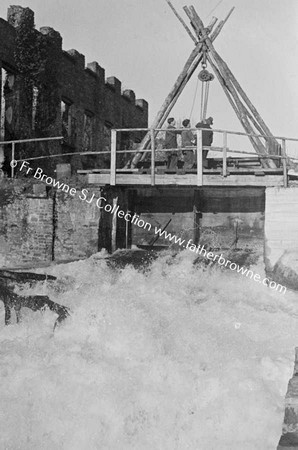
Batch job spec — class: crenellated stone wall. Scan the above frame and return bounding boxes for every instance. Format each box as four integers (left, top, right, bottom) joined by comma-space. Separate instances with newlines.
0, 6, 148, 174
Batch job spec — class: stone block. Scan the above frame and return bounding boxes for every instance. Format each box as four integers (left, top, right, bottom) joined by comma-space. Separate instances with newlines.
7, 6, 34, 28
106, 76, 121, 94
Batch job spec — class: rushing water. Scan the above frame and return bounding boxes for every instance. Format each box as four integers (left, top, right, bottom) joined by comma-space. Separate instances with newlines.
0, 250, 297, 449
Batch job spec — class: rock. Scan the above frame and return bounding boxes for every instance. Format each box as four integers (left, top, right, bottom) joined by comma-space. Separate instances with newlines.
272, 251, 298, 291
105, 248, 164, 271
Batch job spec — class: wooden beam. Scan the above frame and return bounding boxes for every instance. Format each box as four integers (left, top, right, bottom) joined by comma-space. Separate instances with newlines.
150, 129, 155, 186
196, 129, 203, 185
110, 129, 117, 185
188, 5, 278, 164
206, 53, 273, 168
129, 44, 203, 168
166, 0, 198, 43
184, 6, 276, 168
111, 196, 118, 253
216, 52, 276, 143
209, 7, 234, 40
87, 172, 285, 187
129, 11, 232, 168
281, 138, 288, 188
222, 131, 227, 177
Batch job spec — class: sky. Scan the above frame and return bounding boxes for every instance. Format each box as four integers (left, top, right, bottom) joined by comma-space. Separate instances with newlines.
1, 0, 298, 146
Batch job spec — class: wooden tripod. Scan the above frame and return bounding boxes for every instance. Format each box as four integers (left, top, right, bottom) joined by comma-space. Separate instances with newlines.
130, 2, 278, 169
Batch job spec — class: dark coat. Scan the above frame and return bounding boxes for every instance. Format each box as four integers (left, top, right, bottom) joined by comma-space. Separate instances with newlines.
196, 122, 213, 146
165, 125, 178, 149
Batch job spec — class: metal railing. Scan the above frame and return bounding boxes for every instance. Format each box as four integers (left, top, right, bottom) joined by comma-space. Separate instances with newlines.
109, 127, 298, 188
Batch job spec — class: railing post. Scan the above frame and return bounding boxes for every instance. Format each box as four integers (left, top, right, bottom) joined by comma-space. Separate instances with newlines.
150, 128, 155, 186
281, 138, 288, 188
196, 129, 203, 186
125, 209, 130, 249
222, 131, 227, 177
110, 129, 117, 186
11, 142, 15, 178
111, 196, 118, 253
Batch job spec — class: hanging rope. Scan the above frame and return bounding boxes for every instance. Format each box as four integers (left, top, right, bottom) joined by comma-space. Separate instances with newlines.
198, 68, 214, 121
205, 0, 224, 19
189, 76, 200, 121
190, 59, 214, 123
200, 80, 210, 121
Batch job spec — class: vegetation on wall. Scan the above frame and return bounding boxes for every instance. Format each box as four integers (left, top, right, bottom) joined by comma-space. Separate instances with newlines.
10, 8, 61, 169
13, 9, 60, 134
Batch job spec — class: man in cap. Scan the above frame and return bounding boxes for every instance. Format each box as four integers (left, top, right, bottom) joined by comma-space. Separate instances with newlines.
181, 119, 196, 170
165, 117, 180, 170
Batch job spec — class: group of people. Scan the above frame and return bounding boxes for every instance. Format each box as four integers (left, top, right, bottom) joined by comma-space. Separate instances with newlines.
164, 116, 214, 170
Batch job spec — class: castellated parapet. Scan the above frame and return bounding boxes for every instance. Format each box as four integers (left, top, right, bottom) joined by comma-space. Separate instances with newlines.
0, 6, 148, 173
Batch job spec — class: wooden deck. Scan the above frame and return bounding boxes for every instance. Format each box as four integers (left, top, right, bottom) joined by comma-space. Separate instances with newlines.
78, 167, 285, 187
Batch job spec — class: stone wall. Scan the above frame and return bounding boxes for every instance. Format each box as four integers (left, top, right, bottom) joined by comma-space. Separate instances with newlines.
0, 182, 101, 267
0, 185, 53, 266
0, 181, 133, 268
0, 6, 148, 174
54, 189, 102, 261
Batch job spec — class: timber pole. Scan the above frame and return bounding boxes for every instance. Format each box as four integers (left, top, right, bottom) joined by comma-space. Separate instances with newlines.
129, 8, 233, 168
185, 5, 277, 168
207, 53, 273, 168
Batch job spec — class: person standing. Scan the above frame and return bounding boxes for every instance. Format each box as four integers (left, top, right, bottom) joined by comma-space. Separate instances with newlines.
181, 119, 196, 170
195, 116, 214, 168
165, 117, 179, 170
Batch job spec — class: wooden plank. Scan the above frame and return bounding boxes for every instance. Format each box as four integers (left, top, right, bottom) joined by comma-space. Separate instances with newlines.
211, 8, 234, 40
110, 129, 117, 186
198, 186, 265, 197
196, 129, 203, 186
166, 0, 197, 43
95, 168, 140, 173
135, 196, 194, 213
282, 138, 288, 187
87, 173, 284, 187
222, 132, 227, 177
11, 142, 15, 178
150, 129, 155, 186
111, 196, 118, 253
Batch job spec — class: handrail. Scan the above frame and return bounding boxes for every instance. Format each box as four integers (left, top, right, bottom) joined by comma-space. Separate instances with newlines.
6, 129, 295, 189
0, 136, 63, 178
110, 127, 295, 187
112, 127, 298, 143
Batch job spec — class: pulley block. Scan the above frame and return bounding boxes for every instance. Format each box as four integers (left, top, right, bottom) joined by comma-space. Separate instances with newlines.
198, 69, 214, 82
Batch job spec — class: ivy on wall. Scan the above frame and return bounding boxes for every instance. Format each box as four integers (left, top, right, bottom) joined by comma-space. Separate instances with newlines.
13, 8, 60, 138
9, 7, 61, 168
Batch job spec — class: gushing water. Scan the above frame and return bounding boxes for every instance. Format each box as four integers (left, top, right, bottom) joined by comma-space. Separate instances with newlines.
0, 250, 297, 449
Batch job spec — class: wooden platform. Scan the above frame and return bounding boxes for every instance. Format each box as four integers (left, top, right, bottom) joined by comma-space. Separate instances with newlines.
78, 168, 285, 187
